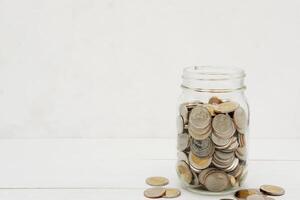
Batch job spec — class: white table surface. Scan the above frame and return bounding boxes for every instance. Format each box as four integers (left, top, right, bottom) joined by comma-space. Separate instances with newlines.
0, 138, 298, 200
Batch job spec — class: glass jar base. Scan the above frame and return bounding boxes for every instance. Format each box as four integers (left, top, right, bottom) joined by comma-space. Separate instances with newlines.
183, 184, 240, 196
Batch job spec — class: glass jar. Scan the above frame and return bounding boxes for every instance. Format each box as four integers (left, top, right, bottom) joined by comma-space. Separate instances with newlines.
176, 66, 249, 195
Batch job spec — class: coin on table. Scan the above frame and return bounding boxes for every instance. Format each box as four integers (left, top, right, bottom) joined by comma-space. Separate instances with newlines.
176, 161, 193, 184
189, 105, 211, 129
260, 184, 285, 196
144, 187, 166, 198
215, 101, 239, 113
145, 176, 169, 186
208, 96, 223, 105
233, 107, 247, 132
204, 170, 230, 192
163, 188, 181, 198
235, 189, 262, 199
189, 152, 212, 170
212, 114, 235, 139
246, 194, 268, 200
177, 133, 190, 151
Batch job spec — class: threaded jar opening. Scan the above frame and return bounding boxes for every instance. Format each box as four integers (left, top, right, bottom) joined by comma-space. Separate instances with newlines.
182, 66, 246, 93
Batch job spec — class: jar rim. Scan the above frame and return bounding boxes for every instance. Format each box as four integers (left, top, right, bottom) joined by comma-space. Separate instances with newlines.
182, 66, 246, 81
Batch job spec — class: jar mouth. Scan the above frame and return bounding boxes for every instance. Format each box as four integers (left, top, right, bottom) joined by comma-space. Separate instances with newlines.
182, 66, 246, 81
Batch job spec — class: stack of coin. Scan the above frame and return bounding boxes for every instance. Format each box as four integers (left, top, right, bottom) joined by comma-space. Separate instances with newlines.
234, 184, 285, 199
144, 176, 181, 199
176, 96, 248, 192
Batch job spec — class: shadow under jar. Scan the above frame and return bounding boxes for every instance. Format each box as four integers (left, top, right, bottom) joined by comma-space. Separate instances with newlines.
176, 66, 249, 195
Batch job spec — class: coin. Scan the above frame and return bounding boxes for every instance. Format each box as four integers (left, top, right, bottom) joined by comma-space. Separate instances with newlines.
212, 114, 236, 139
246, 194, 267, 200
228, 175, 236, 187
189, 105, 211, 129
179, 103, 189, 124
191, 169, 200, 185
260, 184, 285, 196
212, 133, 231, 147
215, 101, 239, 113
177, 133, 190, 151
235, 146, 247, 161
177, 151, 189, 163
176, 161, 193, 184
189, 122, 212, 135
203, 103, 217, 116
199, 168, 215, 184
189, 152, 212, 170
189, 125, 212, 140
163, 188, 181, 198
146, 176, 169, 186
204, 170, 230, 192
144, 187, 166, 198
235, 189, 262, 199
233, 107, 247, 132
177, 115, 184, 134
191, 138, 214, 158
208, 96, 223, 105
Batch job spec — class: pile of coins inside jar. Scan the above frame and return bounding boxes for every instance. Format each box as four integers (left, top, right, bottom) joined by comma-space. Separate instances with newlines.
176, 96, 248, 192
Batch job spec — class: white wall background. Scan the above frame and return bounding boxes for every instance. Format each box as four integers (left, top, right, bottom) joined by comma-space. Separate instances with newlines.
0, 0, 299, 138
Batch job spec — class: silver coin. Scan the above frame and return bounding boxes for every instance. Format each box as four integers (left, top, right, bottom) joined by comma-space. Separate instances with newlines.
215, 150, 235, 161
212, 114, 236, 139
189, 126, 212, 140
189, 105, 212, 129
179, 103, 189, 124
177, 115, 184, 134
198, 168, 215, 185
233, 107, 247, 131
177, 133, 190, 151
235, 146, 247, 161
204, 170, 230, 192
177, 151, 189, 163
224, 158, 239, 172
191, 138, 214, 158
188, 122, 212, 136
211, 133, 231, 147
222, 138, 239, 152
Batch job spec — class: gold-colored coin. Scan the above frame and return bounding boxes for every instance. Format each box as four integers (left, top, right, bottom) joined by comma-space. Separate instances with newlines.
163, 188, 181, 198
188, 152, 212, 170
203, 103, 216, 116
235, 189, 262, 199
208, 96, 223, 105
145, 176, 169, 186
260, 184, 285, 196
246, 194, 267, 200
176, 161, 193, 184
227, 174, 237, 187
215, 101, 239, 113
144, 187, 166, 198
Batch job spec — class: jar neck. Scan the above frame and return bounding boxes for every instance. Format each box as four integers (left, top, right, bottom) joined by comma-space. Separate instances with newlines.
181, 66, 246, 93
